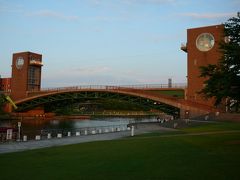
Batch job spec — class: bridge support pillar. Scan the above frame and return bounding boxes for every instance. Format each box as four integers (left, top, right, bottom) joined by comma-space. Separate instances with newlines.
179, 106, 211, 119
180, 109, 190, 119
3, 103, 12, 113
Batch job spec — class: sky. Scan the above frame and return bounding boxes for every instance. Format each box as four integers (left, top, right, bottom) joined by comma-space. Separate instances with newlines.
0, 0, 239, 88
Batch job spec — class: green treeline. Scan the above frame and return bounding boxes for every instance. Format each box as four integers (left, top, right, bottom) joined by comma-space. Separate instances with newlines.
45, 99, 151, 115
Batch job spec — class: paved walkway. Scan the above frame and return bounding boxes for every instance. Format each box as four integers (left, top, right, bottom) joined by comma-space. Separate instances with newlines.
0, 124, 174, 154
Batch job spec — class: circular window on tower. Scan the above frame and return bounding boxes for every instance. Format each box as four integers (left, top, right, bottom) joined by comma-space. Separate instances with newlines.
196, 33, 215, 52
16, 57, 24, 69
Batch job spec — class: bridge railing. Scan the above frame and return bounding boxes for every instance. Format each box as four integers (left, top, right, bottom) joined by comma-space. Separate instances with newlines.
0, 124, 130, 142
38, 83, 186, 93
116, 83, 186, 89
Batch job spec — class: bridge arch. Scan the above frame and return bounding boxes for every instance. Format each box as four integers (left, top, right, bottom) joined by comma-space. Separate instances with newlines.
14, 89, 181, 117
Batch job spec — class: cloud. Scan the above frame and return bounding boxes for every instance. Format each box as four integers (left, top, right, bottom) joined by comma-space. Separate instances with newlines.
88, 0, 176, 7
123, 0, 176, 5
89, 0, 176, 8
139, 0, 176, 4
180, 12, 235, 19
44, 66, 111, 79
41, 65, 186, 88
232, 0, 240, 5
89, 0, 102, 6
28, 10, 79, 21
147, 34, 165, 43
42, 74, 137, 87
29, 10, 128, 23
73, 66, 111, 75
41, 66, 141, 87
0, 3, 23, 13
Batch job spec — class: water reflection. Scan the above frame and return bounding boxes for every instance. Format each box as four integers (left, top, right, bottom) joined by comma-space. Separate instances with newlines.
0, 116, 157, 138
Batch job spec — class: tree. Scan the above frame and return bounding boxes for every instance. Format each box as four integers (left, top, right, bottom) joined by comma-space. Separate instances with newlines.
0, 93, 7, 115
199, 13, 240, 112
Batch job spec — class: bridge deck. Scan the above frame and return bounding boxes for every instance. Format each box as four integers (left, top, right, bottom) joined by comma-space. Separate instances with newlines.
13, 85, 218, 117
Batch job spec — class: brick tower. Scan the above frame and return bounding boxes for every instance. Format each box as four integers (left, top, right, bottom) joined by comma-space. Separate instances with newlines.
182, 25, 224, 107
11, 52, 43, 100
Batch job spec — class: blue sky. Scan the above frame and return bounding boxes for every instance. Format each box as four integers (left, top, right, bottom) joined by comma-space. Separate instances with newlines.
0, 0, 239, 87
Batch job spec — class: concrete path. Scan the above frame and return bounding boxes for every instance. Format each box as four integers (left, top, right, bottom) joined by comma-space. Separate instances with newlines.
0, 131, 130, 154
0, 124, 173, 154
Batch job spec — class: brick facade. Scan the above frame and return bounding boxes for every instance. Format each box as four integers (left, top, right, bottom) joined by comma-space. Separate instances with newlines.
11, 52, 43, 100
184, 24, 224, 107
0, 77, 11, 92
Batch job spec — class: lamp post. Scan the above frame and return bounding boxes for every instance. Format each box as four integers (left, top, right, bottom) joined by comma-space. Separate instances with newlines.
17, 121, 21, 142
131, 126, 134, 137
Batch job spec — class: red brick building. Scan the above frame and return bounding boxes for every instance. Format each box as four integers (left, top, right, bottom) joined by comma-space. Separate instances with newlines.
11, 52, 43, 100
0, 77, 11, 93
182, 24, 224, 107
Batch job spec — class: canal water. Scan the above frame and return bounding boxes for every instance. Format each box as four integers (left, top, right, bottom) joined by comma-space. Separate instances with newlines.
0, 116, 157, 140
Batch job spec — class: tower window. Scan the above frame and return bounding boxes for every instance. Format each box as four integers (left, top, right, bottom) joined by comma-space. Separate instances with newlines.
28, 66, 41, 91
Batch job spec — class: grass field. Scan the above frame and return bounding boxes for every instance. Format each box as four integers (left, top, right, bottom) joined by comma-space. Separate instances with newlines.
146, 90, 185, 98
0, 122, 240, 180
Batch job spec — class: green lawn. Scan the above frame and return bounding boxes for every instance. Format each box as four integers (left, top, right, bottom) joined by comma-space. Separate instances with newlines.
0, 122, 240, 180
146, 90, 185, 98
182, 121, 240, 133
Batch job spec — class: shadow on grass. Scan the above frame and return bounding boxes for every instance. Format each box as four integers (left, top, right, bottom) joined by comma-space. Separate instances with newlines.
0, 121, 240, 180
182, 121, 240, 133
